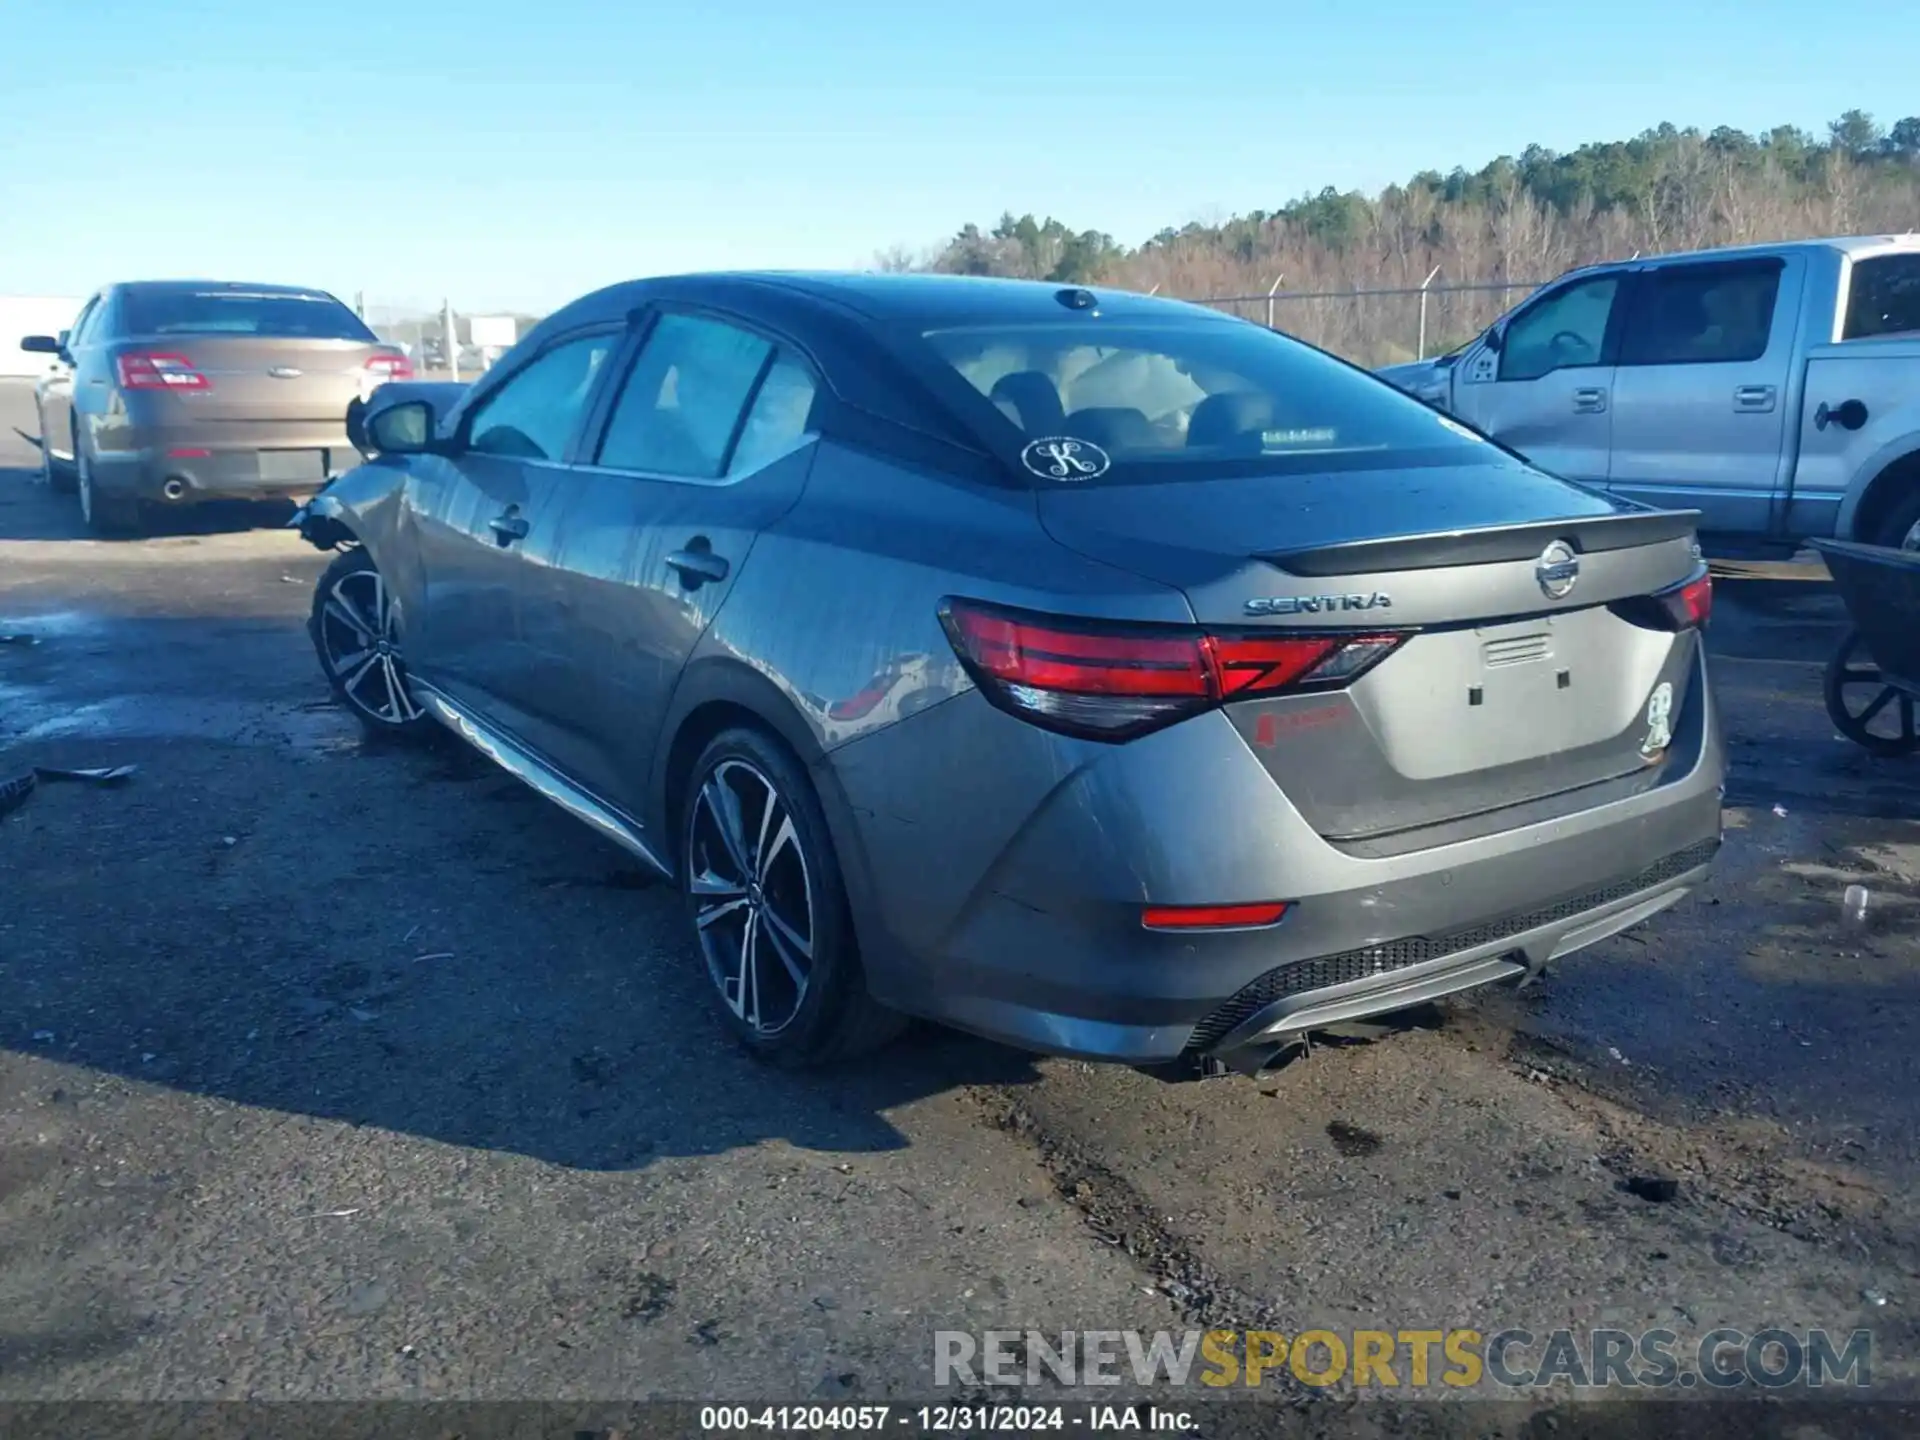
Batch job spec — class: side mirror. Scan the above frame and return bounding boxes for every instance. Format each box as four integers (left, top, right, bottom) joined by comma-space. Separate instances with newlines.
19, 334, 60, 355
365, 398, 438, 455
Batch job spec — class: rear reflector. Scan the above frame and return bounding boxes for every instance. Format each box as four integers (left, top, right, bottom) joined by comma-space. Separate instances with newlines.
939, 597, 1409, 741
1142, 901, 1289, 931
166, 447, 211, 459
116, 352, 209, 390
366, 351, 415, 381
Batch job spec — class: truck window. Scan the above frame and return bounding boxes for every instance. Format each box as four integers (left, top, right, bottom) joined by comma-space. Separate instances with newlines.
1843, 254, 1920, 340
1618, 260, 1782, 366
1497, 275, 1619, 382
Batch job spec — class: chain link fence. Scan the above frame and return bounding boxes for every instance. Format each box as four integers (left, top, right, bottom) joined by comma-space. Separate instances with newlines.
1189, 278, 1546, 368
351, 296, 542, 380
348, 278, 1548, 378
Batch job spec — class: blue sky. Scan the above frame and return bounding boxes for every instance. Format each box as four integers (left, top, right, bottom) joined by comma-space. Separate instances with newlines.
2, 0, 1915, 313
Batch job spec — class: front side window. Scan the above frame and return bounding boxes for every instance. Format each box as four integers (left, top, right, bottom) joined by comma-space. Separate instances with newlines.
919, 316, 1487, 482
1498, 275, 1620, 382
466, 332, 618, 461
1618, 262, 1782, 366
1843, 254, 1920, 341
596, 313, 784, 479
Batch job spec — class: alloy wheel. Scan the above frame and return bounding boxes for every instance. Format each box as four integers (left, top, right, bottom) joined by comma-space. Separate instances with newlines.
316, 566, 422, 725
686, 759, 816, 1037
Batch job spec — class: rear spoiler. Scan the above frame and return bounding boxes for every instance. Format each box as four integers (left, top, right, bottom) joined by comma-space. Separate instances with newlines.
1259, 509, 1702, 578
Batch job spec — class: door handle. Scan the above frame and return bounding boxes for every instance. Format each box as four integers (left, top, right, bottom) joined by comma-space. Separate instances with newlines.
1733, 384, 1777, 413
488, 508, 530, 546
1572, 387, 1607, 414
665, 544, 730, 587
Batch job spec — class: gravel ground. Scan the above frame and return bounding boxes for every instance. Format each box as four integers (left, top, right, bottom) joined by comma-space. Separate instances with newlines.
4, 379, 1920, 1418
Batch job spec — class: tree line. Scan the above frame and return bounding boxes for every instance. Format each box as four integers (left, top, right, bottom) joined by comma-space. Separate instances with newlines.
881, 112, 1920, 366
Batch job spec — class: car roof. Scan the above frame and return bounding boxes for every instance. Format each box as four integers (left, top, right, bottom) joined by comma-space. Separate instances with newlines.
113, 279, 342, 298
560, 270, 1232, 331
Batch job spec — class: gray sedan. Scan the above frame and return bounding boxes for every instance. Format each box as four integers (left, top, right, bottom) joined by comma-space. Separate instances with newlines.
23, 280, 411, 534
294, 272, 1724, 1073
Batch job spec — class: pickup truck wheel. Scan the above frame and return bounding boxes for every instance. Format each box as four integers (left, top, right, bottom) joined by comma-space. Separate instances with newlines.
1871, 488, 1920, 552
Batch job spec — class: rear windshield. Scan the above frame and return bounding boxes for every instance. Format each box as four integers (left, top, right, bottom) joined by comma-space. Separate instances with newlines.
920, 317, 1490, 483
123, 290, 376, 342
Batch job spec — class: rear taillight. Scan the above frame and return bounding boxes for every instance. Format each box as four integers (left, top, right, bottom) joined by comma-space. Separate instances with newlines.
366, 351, 414, 381
1610, 569, 1712, 632
938, 597, 1409, 742
115, 352, 209, 390
1667, 571, 1713, 629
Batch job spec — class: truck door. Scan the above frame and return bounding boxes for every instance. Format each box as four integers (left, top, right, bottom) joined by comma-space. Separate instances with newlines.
1604, 254, 1803, 536
1449, 270, 1623, 488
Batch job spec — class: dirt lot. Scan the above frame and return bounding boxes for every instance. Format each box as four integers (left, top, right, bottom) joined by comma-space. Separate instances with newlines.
4, 378, 1920, 1415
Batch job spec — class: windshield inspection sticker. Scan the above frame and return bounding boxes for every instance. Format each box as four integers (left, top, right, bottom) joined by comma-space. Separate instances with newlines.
1021, 437, 1110, 482
1641, 681, 1674, 757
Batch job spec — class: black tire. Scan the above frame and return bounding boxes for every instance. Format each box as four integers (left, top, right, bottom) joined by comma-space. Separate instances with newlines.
308, 546, 439, 742
1870, 486, 1920, 552
1823, 629, 1920, 758
680, 726, 906, 1067
40, 412, 75, 494
75, 438, 141, 535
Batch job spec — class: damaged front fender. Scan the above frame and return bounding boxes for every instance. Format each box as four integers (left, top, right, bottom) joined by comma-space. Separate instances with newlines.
289, 490, 356, 550
289, 463, 409, 553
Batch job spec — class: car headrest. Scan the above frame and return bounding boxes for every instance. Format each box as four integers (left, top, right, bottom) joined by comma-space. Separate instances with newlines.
988, 370, 1066, 436
1187, 390, 1273, 449
1063, 407, 1154, 451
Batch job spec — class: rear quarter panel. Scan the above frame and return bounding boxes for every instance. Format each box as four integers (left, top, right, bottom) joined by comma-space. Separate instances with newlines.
1791, 339, 1920, 539
650, 442, 1195, 979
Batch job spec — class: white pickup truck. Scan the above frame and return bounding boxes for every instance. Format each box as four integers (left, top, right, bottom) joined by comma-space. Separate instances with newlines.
1374, 235, 1920, 551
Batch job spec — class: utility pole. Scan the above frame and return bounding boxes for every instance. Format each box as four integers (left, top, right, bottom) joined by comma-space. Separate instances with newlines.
443, 300, 459, 382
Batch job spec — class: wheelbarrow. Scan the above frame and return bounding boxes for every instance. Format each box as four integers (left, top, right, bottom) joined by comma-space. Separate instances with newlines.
1810, 538, 1920, 757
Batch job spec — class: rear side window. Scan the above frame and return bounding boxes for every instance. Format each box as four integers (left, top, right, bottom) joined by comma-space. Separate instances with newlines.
66, 295, 102, 346
596, 313, 807, 480
919, 317, 1484, 483
1618, 261, 1781, 366
121, 289, 377, 342
1843, 254, 1920, 340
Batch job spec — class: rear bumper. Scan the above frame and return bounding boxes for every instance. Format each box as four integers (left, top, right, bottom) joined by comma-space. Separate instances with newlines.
89, 426, 361, 503
825, 643, 1725, 1064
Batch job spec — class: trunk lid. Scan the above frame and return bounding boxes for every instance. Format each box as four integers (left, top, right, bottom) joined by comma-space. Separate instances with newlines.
1036, 458, 1707, 849
114, 335, 390, 423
